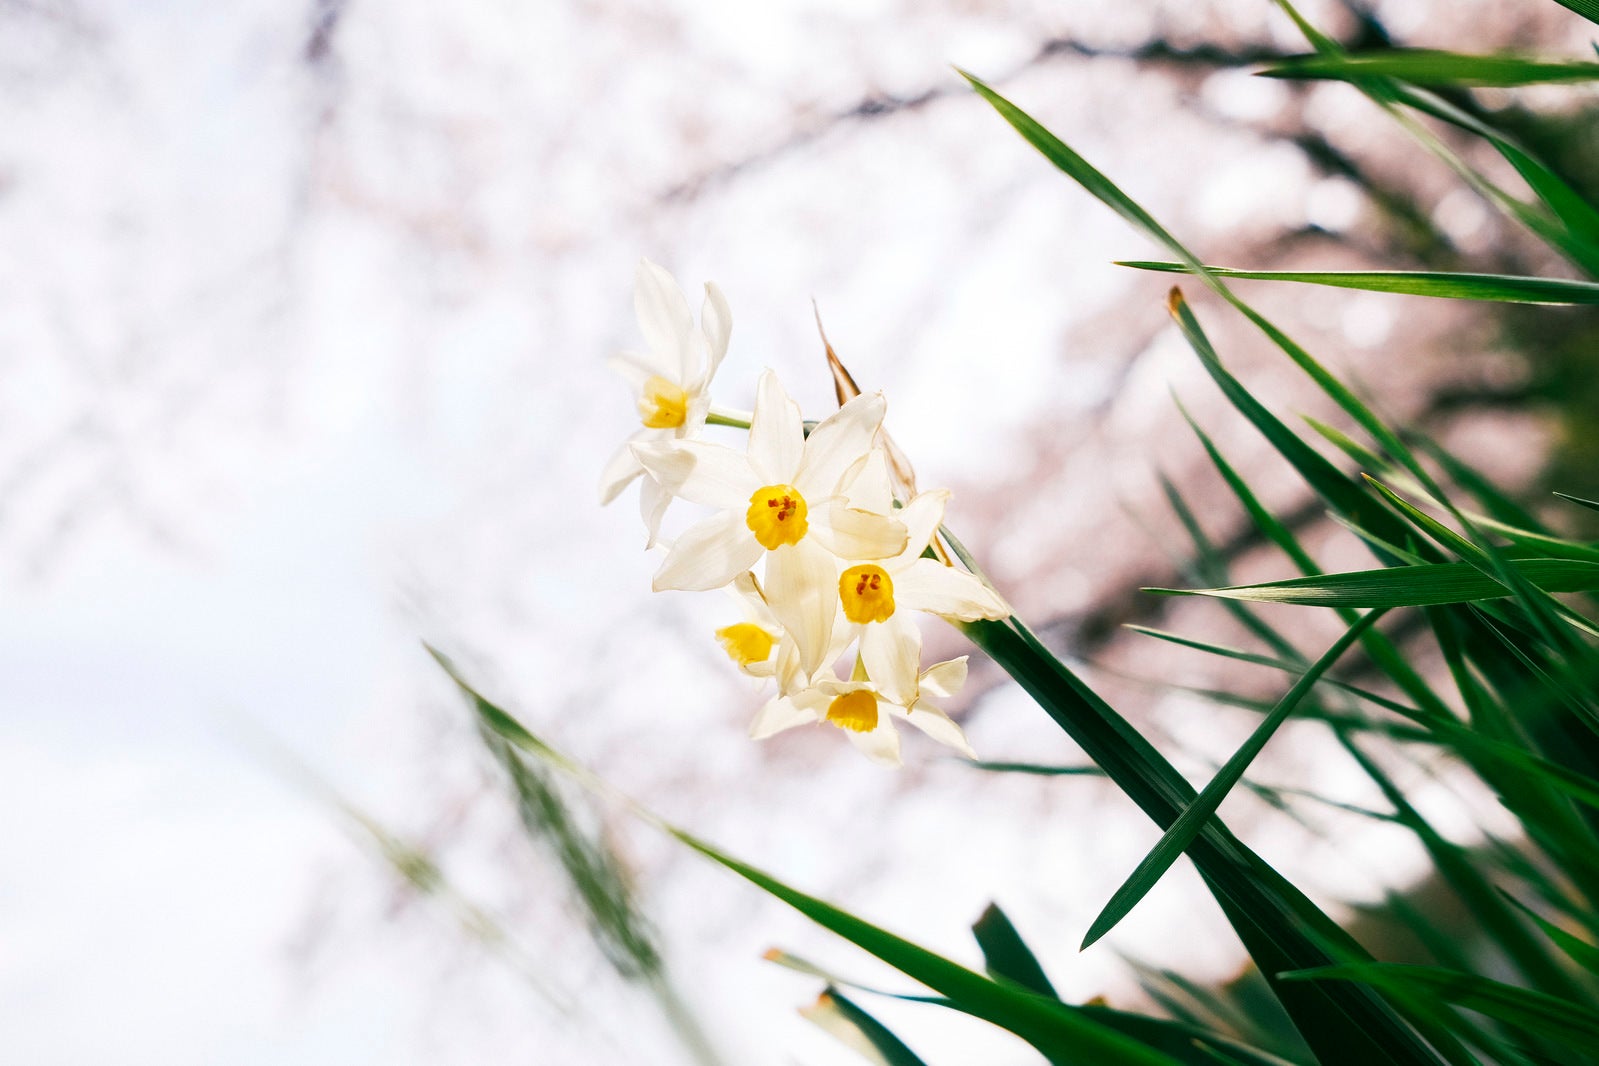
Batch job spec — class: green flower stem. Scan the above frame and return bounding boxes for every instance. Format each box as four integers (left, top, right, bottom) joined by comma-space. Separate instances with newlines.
705, 406, 752, 429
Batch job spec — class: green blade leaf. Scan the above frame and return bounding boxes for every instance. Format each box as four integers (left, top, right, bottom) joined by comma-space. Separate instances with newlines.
1272, 0, 1599, 274
1282, 963, 1599, 1056
1500, 895, 1599, 976
972, 903, 1059, 1000
800, 989, 930, 1066
959, 615, 1448, 1065
1259, 49, 1599, 87
439, 650, 1185, 1066
1550, 0, 1599, 26
1081, 610, 1386, 949
1556, 491, 1599, 514
1074, 1005, 1311, 1066
1118, 262, 1599, 304
1153, 558, 1599, 607
664, 831, 1182, 1064
966, 760, 1106, 777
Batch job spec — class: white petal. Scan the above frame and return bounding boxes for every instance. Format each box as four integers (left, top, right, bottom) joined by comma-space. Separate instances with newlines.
639, 475, 672, 548
795, 392, 885, 498
894, 558, 1011, 621
918, 656, 968, 699
846, 716, 902, 766
608, 351, 666, 389
892, 490, 949, 565
810, 503, 907, 561
632, 439, 758, 511
652, 511, 762, 592
822, 613, 857, 668
901, 702, 976, 759
677, 392, 712, 438
700, 282, 732, 387
599, 439, 645, 505
765, 539, 838, 677
729, 570, 781, 630
748, 370, 805, 485
634, 259, 695, 380
859, 611, 921, 705
750, 696, 818, 740
841, 449, 894, 514
775, 638, 807, 694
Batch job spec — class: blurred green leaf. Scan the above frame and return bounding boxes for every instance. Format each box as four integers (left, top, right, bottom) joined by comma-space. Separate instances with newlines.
1259, 50, 1599, 86
966, 760, 1106, 777
1153, 558, 1599, 607
800, 989, 930, 1066
1502, 894, 1599, 976
1283, 963, 1599, 1056
441, 649, 1186, 1066
1120, 262, 1599, 304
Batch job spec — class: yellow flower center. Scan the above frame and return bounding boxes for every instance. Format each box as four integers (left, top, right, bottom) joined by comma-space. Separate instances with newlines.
715, 623, 773, 667
638, 375, 688, 429
840, 564, 895, 624
825, 690, 879, 733
745, 484, 808, 549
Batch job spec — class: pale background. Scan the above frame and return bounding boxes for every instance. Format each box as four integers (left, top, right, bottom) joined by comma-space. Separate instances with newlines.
3, 1, 1590, 1063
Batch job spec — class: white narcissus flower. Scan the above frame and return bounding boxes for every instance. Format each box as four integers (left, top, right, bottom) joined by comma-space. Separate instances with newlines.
715, 572, 783, 679
828, 479, 1011, 706
599, 258, 732, 544
712, 569, 845, 694
633, 370, 907, 673
748, 657, 976, 766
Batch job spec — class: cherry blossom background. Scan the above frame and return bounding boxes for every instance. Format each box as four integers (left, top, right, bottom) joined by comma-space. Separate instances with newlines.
4, 0, 1592, 1063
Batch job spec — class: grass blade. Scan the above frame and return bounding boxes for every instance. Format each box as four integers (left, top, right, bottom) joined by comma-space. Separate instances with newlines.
1549, 0, 1599, 25
1152, 558, 1599, 607
439, 650, 1187, 1066
1259, 50, 1599, 87
973, 903, 1059, 999
800, 989, 931, 1066
962, 613, 1450, 1065
1081, 610, 1386, 949
1119, 262, 1599, 304
1501, 894, 1599, 976
1557, 491, 1599, 514
1283, 963, 1599, 1056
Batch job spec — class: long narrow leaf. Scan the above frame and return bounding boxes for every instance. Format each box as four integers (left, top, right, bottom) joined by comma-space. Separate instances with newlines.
801, 989, 930, 1066
1557, 492, 1599, 514
1259, 50, 1599, 87
439, 651, 1186, 1066
1082, 610, 1386, 949
1282, 963, 1599, 1056
973, 904, 1059, 999
961, 616, 1448, 1066
1153, 557, 1599, 607
1549, 0, 1599, 26
1501, 895, 1599, 976
1120, 262, 1599, 305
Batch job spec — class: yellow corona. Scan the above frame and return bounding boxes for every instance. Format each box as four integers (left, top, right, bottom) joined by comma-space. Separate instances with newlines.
637, 375, 689, 429
840, 564, 895, 624
745, 485, 808, 549
825, 690, 879, 733
715, 623, 774, 667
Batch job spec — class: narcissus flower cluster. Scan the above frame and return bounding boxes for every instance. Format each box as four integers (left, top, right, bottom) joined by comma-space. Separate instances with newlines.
602, 260, 1010, 765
